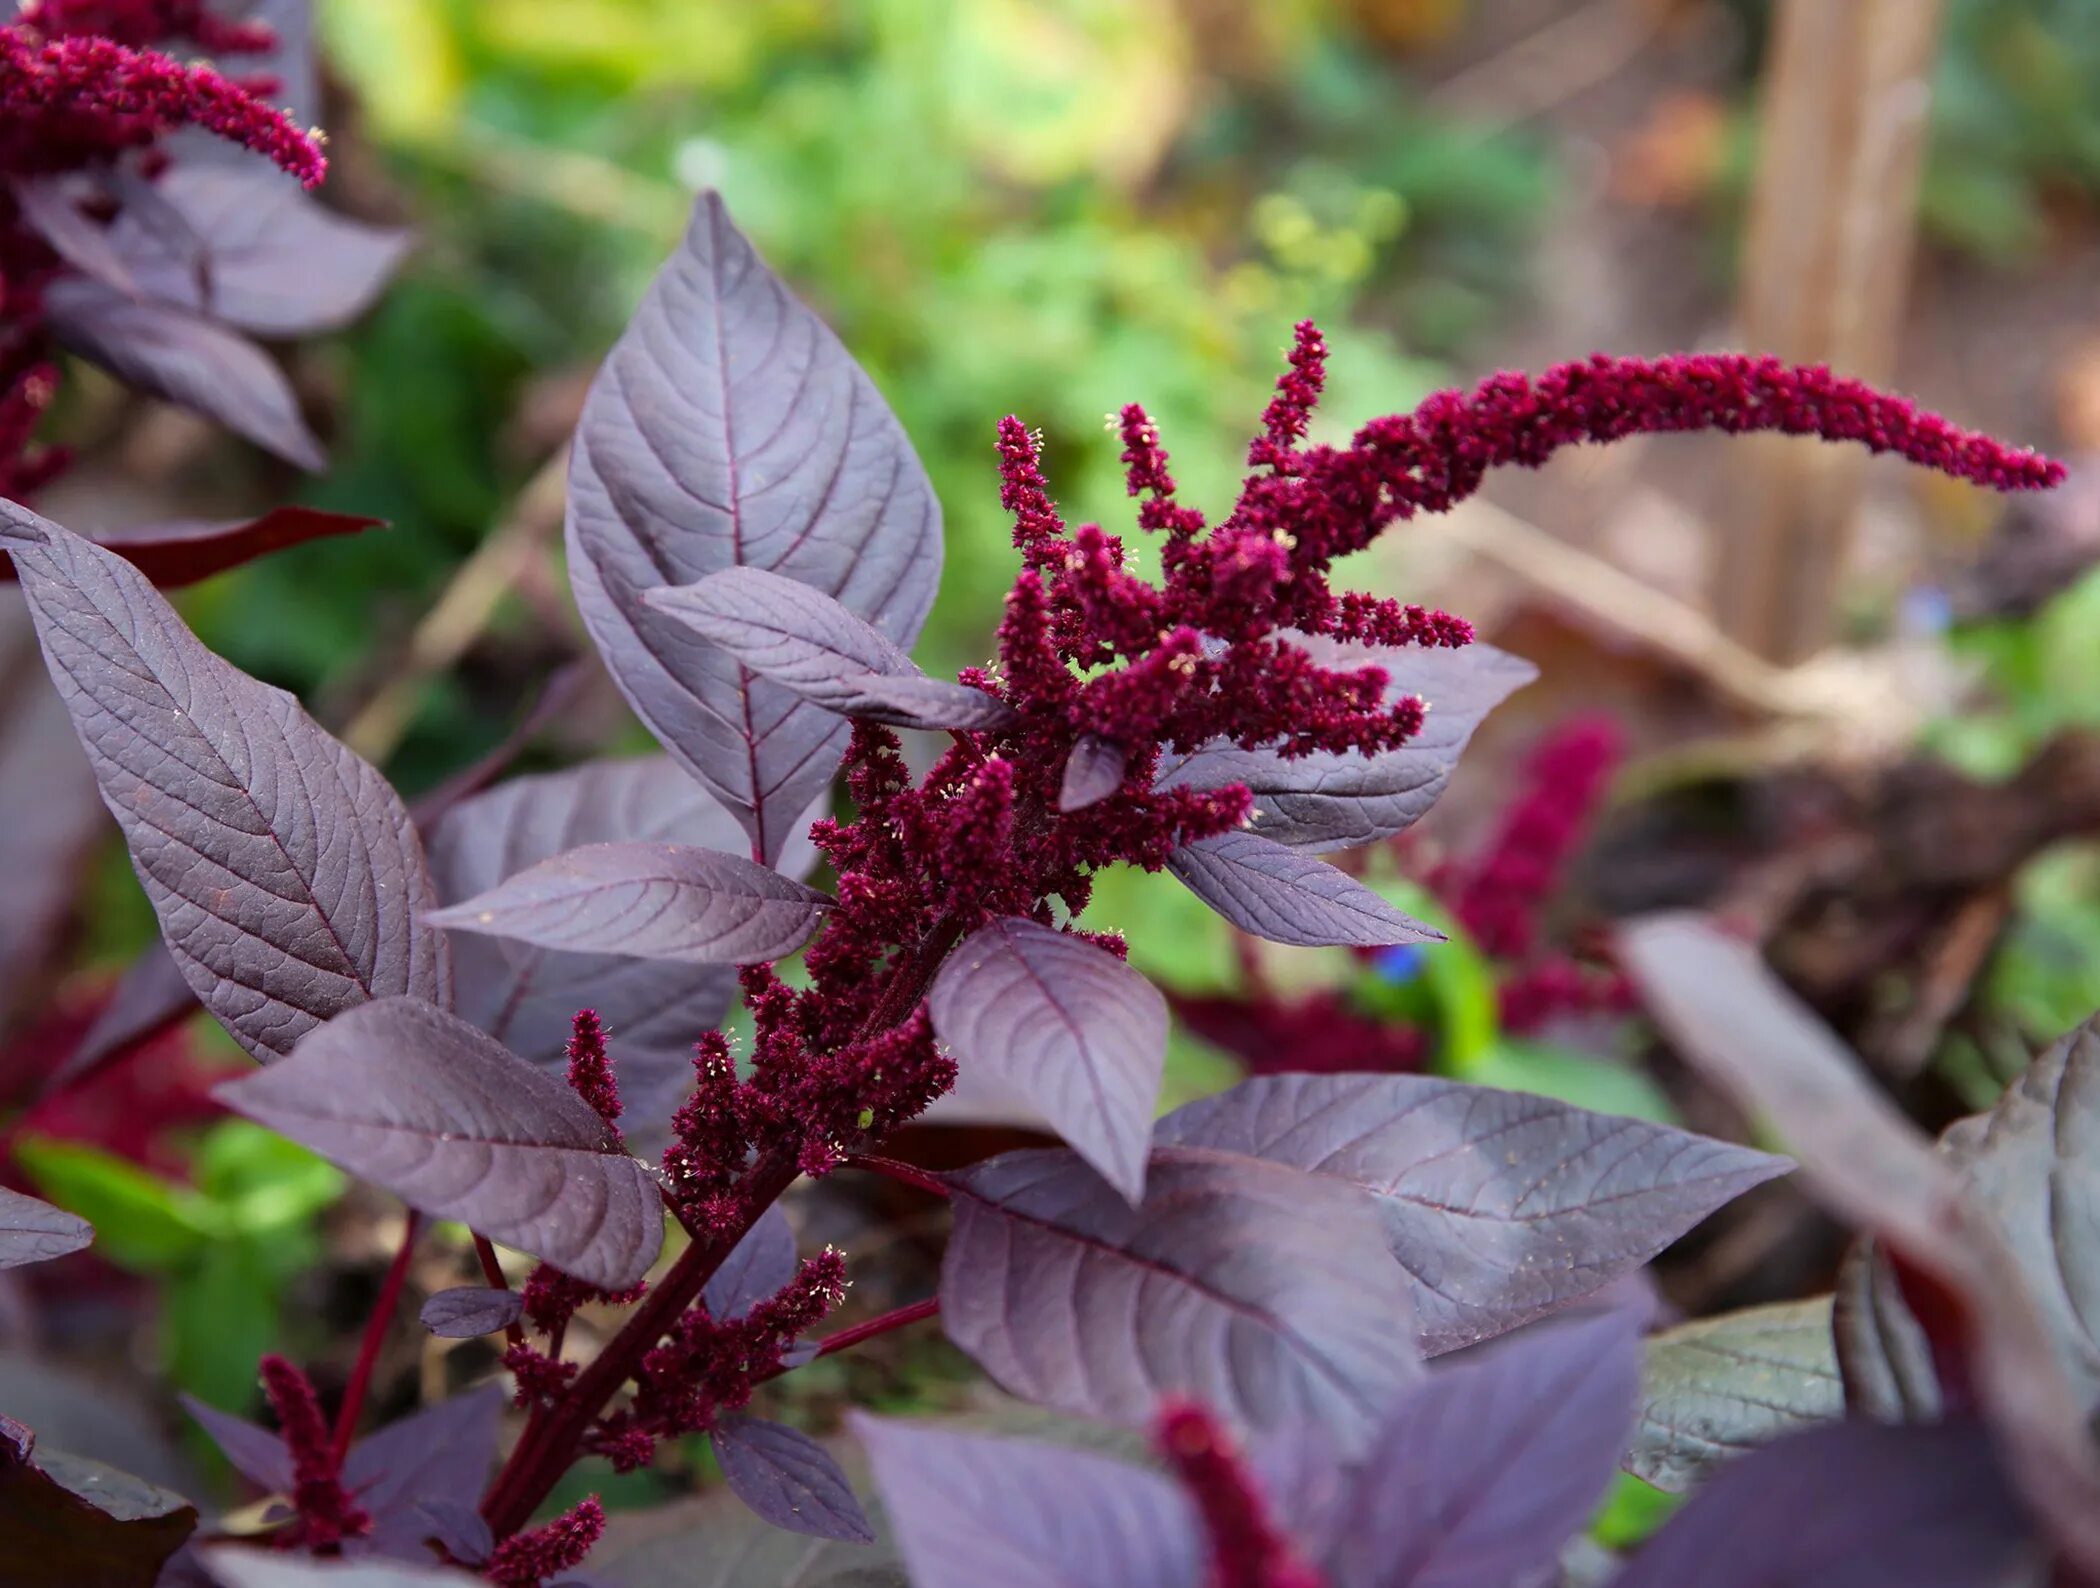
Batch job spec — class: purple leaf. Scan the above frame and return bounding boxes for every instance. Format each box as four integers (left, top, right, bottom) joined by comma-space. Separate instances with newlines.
703, 1204, 799, 1321
1328, 1311, 1640, 1588
1059, 734, 1126, 812
928, 917, 1166, 1203
1153, 1073, 1789, 1355
417, 1287, 522, 1339
1627, 1297, 1842, 1494
105, 167, 410, 337
215, 1000, 662, 1290
1619, 913, 2100, 1577
0, 504, 445, 1064
941, 1146, 1420, 1449
711, 1415, 876, 1543
1858, 1014, 2100, 1412
44, 279, 324, 470
852, 1413, 1199, 1588
201, 1551, 484, 1586
566, 191, 941, 863
1157, 641, 1535, 852
11, 509, 388, 589
428, 757, 798, 1133
177, 1398, 290, 1494
1166, 830, 1443, 948
0, 1186, 91, 1271
342, 1384, 506, 1556
425, 840, 829, 965
0, 605, 105, 1033
644, 568, 1013, 733
1608, 1419, 2035, 1588
404, 1500, 492, 1566
0, 1419, 196, 1587
13, 176, 141, 292
49, 942, 195, 1095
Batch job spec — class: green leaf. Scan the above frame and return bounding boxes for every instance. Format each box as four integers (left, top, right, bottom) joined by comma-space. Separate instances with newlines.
193, 1121, 345, 1236
12, 1138, 220, 1272
1589, 1469, 1683, 1550
164, 1240, 280, 1413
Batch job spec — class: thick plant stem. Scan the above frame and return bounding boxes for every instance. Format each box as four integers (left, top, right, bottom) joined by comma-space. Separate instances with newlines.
479, 1151, 801, 1536
480, 887, 975, 1536
334, 1211, 421, 1460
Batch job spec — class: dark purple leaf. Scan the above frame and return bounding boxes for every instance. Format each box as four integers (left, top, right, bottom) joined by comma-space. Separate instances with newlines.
44, 279, 324, 470
1328, 1311, 1640, 1588
177, 1397, 289, 1494
1166, 830, 1443, 948
1153, 1072, 1788, 1355
427, 757, 800, 1134
215, 1000, 662, 1290
703, 1204, 798, 1321
1620, 913, 2100, 1576
13, 176, 140, 292
342, 1384, 506, 1557
1627, 1297, 1842, 1494
3, 509, 388, 589
644, 568, 1012, 733
0, 1186, 91, 1271
1608, 1419, 2038, 1588
0, 504, 445, 1064
852, 1413, 1198, 1588
418, 1287, 522, 1339
0, 600, 109, 1032
0, 1418, 196, 1587
405, 1500, 492, 1566
565, 191, 941, 863
201, 1550, 484, 1586
425, 840, 829, 965
711, 1415, 875, 1543
406, 663, 590, 830
48, 942, 195, 1095
941, 1146, 1420, 1448
1059, 734, 1126, 813
1156, 642, 1536, 852
928, 917, 1167, 1202
105, 167, 410, 337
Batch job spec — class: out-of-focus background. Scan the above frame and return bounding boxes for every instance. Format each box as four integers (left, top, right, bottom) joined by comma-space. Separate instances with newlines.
12, 0, 2100, 1545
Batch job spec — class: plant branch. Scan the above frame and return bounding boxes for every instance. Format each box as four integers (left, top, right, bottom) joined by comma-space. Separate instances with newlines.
473, 1232, 525, 1351
335, 1211, 420, 1460
813, 1296, 939, 1363
844, 1154, 951, 1199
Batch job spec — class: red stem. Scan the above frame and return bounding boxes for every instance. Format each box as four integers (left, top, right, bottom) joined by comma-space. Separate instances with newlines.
478, 882, 975, 1535
334, 1211, 420, 1460
473, 1232, 524, 1351
812, 1296, 939, 1361
845, 1153, 952, 1199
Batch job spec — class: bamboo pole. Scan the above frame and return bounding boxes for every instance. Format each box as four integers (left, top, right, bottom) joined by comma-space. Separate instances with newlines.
1713, 0, 1945, 662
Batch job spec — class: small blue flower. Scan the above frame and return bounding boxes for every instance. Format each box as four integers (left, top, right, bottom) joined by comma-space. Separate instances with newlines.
1373, 943, 1425, 983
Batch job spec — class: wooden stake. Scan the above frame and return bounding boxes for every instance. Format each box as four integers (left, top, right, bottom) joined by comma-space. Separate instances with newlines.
1713, 0, 1945, 662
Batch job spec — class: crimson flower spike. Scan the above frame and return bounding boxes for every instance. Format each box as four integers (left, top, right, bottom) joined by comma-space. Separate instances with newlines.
1154, 1399, 1327, 1588
0, 31, 326, 187
1248, 346, 2066, 570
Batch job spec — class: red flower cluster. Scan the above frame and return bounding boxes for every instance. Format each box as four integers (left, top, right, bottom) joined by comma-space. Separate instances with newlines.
257, 1354, 369, 1552
0, 0, 325, 496
1155, 1399, 1326, 1588
484, 1495, 604, 1588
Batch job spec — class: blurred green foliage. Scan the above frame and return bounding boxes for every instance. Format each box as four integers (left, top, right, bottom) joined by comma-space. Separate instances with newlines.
18, 1123, 345, 1412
